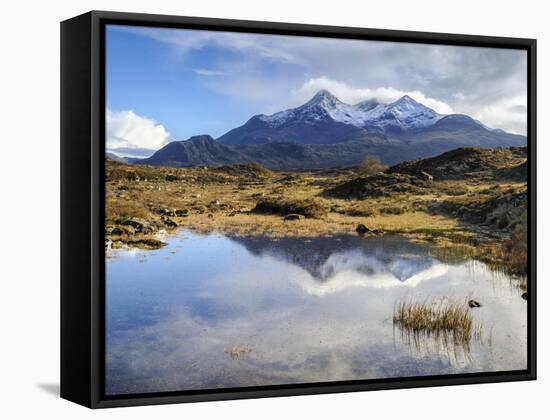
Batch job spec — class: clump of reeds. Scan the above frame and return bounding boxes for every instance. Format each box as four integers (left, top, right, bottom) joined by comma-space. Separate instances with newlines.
393, 297, 482, 342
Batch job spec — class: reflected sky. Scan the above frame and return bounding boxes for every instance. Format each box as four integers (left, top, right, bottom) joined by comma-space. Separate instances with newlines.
106, 231, 527, 395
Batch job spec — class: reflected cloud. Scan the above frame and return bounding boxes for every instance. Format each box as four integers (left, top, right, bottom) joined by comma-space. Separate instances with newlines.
106, 230, 527, 395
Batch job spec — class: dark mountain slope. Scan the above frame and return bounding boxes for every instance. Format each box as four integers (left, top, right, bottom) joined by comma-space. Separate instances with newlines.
138, 135, 250, 167
387, 146, 527, 180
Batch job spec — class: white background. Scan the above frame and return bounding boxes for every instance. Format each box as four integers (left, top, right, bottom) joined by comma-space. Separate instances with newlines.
0, 0, 547, 418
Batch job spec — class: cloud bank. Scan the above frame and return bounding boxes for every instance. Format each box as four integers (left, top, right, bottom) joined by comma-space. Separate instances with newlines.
112, 25, 528, 135
106, 109, 170, 156
291, 77, 455, 114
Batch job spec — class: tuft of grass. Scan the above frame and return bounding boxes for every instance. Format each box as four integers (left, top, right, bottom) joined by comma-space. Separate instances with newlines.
393, 297, 481, 341
479, 229, 528, 276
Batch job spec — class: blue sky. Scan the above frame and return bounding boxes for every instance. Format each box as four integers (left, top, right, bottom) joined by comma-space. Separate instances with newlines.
106, 24, 527, 157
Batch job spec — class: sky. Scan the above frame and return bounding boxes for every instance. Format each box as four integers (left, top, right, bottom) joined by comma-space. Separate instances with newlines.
106, 24, 527, 157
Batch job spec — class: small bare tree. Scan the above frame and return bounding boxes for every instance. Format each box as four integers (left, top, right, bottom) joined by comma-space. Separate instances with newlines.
360, 155, 387, 176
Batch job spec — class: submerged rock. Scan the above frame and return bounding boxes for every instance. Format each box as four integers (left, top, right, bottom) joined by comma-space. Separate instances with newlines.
225, 345, 252, 360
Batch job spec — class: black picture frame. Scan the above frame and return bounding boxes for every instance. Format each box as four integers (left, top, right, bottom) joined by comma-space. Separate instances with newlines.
60, 10, 537, 409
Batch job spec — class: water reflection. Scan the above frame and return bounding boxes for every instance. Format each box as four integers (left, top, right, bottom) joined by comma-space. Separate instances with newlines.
105, 231, 527, 395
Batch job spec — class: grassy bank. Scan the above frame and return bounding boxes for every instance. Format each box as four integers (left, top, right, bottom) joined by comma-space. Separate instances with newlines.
105, 158, 527, 275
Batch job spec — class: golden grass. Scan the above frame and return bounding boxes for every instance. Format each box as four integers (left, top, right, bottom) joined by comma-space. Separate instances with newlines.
105, 162, 527, 276
393, 297, 482, 341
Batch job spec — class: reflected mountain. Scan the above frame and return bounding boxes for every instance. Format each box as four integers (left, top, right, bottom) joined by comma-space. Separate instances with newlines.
228, 234, 447, 287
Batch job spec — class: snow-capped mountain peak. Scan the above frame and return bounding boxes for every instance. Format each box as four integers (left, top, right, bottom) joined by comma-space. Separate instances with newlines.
363, 94, 443, 130
258, 90, 445, 131
306, 89, 342, 106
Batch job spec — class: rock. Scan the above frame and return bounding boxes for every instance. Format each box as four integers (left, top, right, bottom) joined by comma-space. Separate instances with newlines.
119, 217, 153, 233
207, 213, 214, 219
174, 209, 188, 217
126, 238, 166, 250
468, 299, 482, 308
192, 193, 201, 199
111, 225, 135, 236
158, 207, 177, 216
521, 292, 528, 300
165, 174, 178, 181
284, 214, 304, 221
160, 216, 178, 228
356, 224, 371, 235
419, 171, 434, 182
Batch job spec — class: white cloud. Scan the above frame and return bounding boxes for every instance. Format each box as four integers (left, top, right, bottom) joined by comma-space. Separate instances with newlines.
106, 109, 170, 152
193, 68, 226, 76
473, 95, 527, 135
292, 77, 454, 114
111, 26, 527, 135
124, 26, 299, 63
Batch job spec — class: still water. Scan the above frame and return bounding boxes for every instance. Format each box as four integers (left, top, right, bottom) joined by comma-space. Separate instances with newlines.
106, 231, 527, 395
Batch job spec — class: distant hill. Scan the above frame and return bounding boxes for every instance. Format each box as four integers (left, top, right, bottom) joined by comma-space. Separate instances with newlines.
136, 90, 526, 170
387, 146, 527, 180
106, 153, 142, 164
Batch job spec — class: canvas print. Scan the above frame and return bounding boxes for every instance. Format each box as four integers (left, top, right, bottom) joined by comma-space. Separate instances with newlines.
104, 24, 529, 396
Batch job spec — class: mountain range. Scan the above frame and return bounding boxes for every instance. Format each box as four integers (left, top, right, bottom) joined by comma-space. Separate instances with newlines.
137, 90, 526, 170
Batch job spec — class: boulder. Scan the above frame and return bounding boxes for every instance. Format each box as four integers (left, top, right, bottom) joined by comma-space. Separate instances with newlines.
419, 171, 434, 182
174, 209, 189, 217
355, 224, 371, 235
160, 216, 178, 228
284, 214, 304, 221
158, 207, 177, 216
119, 217, 153, 233
110, 225, 135, 236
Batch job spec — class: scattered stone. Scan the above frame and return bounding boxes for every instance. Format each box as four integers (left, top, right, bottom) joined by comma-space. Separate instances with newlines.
112, 238, 166, 250
128, 238, 166, 250
356, 224, 371, 235
119, 217, 153, 233
158, 207, 177, 216
419, 171, 434, 182
284, 214, 304, 221
160, 216, 178, 228
111, 225, 135, 236
468, 299, 482, 308
174, 209, 188, 217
